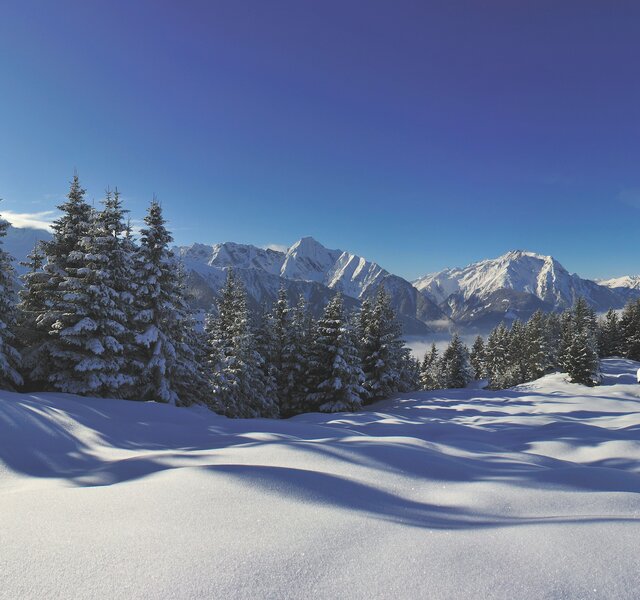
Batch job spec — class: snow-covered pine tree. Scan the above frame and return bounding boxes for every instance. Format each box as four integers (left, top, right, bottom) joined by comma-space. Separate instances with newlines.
620, 300, 640, 360
255, 302, 279, 409
306, 293, 365, 412
170, 263, 211, 407
485, 323, 510, 389
506, 320, 528, 386
523, 310, 548, 381
207, 269, 278, 418
18, 241, 48, 387
131, 200, 199, 404
279, 294, 310, 416
269, 287, 292, 406
23, 175, 94, 389
419, 343, 441, 390
598, 308, 622, 358
563, 298, 599, 386
440, 334, 472, 389
359, 286, 405, 401
0, 211, 23, 390
544, 312, 562, 372
470, 335, 486, 380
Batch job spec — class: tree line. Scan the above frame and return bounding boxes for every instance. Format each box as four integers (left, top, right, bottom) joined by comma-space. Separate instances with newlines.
1, 175, 419, 417
420, 297, 640, 390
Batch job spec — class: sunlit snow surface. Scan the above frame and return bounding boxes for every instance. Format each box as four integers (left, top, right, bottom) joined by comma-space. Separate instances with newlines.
2, 359, 640, 599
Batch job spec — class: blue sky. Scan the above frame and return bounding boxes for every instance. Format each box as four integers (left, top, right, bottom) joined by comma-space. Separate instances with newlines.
1, 1, 639, 280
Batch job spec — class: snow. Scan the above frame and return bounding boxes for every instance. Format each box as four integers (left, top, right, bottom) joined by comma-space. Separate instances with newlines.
598, 275, 640, 290
414, 250, 630, 315
2, 358, 640, 599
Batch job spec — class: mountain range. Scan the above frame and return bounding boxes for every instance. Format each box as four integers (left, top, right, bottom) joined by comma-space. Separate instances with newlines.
4, 224, 640, 334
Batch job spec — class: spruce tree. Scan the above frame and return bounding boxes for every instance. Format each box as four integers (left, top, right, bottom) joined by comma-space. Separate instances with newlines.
419, 343, 441, 390
485, 324, 510, 389
0, 211, 23, 390
359, 287, 405, 401
18, 241, 49, 387
27, 175, 95, 392
562, 298, 599, 385
207, 269, 278, 418
470, 336, 486, 380
306, 293, 365, 412
131, 200, 198, 404
598, 308, 622, 358
524, 310, 548, 380
279, 294, 310, 416
440, 334, 472, 389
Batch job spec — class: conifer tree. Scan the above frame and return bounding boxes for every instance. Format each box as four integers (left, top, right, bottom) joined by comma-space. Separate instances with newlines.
524, 310, 548, 380
562, 298, 599, 385
279, 294, 310, 416
440, 334, 472, 389
485, 324, 510, 389
620, 300, 640, 360
131, 200, 198, 404
18, 241, 48, 386
306, 293, 365, 412
507, 320, 528, 386
207, 269, 278, 417
470, 336, 486, 380
598, 308, 622, 358
0, 211, 23, 390
26, 175, 95, 392
419, 343, 441, 390
359, 287, 404, 401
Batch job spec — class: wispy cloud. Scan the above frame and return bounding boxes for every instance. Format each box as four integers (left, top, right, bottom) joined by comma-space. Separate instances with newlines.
1, 210, 58, 232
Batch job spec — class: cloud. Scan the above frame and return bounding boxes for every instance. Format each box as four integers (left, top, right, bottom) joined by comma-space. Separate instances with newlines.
618, 188, 640, 209
1, 210, 58, 232
264, 243, 289, 253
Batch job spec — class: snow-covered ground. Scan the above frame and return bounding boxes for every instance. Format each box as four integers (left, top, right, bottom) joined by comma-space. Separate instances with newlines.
2, 359, 640, 599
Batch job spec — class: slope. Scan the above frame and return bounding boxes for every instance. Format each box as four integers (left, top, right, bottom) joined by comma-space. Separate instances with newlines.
1, 359, 639, 599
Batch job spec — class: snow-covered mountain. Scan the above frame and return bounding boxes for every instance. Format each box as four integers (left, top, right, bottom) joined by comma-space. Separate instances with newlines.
415, 250, 638, 330
598, 275, 640, 290
3, 225, 52, 274
177, 237, 448, 335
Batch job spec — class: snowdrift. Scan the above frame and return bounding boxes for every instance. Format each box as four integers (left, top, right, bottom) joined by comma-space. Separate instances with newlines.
1, 359, 640, 599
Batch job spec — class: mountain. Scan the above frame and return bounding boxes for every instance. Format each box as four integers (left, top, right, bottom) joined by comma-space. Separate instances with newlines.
3, 225, 52, 274
177, 237, 449, 335
598, 275, 640, 290
414, 250, 639, 331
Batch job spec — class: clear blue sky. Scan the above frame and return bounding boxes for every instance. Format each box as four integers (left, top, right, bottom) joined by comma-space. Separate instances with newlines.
1, 1, 639, 280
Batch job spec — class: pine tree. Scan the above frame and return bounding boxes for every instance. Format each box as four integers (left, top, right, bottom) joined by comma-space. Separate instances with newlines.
562, 298, 599, 385
359, 287, 405, 401
419, 343, 441, 390
306, 293, 365, 412
470, 336, 486, 380
440, 334, 472, 389
485, 324, 510, 389
598, 308, 622, 358
0, 211, 23, 390
620, 301, 640, 360
27, 175, 96, 392
207, 269, 278, 418
506, 320, 528, 386
524, 310, 548, 380
131, 200, 199, 404
279, 294, 310, 416
18, 241, 49, 387
544, 312, 563, 372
